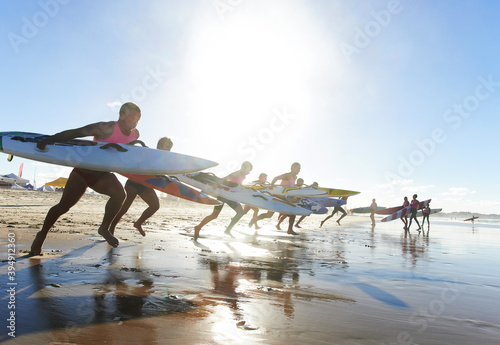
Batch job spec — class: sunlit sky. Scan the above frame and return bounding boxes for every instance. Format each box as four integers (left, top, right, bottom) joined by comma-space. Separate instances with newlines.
1, 0, 500, 214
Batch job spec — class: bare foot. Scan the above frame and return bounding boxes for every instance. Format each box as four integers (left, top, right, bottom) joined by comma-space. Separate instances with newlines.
30, 232, 46, 256
320, 221, 324, 228
336, 220, 341, 226
194, 225, 201, 240
295, 224, 302, 228
134, 221, 146, 236
98, 228, 119, 247
287, 230, 299, 235
255, 224, 261, 230
276, 224, 282, 230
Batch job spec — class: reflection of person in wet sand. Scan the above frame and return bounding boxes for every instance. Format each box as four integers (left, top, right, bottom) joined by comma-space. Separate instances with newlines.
30, 102, 141, 255
194, 161, 253, 239
109, 137, 173, 236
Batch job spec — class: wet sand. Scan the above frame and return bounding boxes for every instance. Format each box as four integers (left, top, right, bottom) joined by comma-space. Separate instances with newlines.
1, 189, 499, 344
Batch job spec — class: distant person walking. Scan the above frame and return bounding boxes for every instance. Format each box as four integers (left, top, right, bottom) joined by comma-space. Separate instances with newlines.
407, 194, 421, 232
401, 196, 410, 230
421, 201, 431, 230
370, 198, 377, 226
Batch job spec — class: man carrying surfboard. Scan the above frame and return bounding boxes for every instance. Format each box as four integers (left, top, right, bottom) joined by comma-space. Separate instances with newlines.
407, 194, 422, 232
401, 196, 410, 230
29, 102, 141, 255
193, 161, 253, 240
319, 196, 349, 227
109, 137, 173, 237
255, 162, 302, 235
244, 172, 269, 230
421, 200, 431, 231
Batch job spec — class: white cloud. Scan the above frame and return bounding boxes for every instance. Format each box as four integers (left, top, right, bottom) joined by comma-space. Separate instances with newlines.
106, 101, 122, 108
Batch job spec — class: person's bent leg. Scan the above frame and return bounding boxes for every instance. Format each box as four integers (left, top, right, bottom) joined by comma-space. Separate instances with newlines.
134, 187, 160, 236
109, 183, 138, 235
225, 205, 245, 234
30, 171, 88, 255
287, 215, 298, 235
92, 174, 126, 247
195, 206, 222, 240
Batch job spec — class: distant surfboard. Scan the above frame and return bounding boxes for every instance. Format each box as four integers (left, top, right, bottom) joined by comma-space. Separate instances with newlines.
0, 131, 217, 174
464, 216, 479, 222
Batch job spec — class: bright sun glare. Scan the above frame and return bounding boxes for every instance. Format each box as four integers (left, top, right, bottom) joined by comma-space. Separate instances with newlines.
183, 4, 319, 133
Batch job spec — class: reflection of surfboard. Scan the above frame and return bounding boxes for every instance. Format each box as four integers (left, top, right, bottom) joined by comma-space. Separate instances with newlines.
246, 183, 360, 197
0, 132, 218, 174
308, 197, 347, 208
464, 216, 479, 222
349, 206, 386, 214
120, 173, 220, 205
174, 173, 312, 216
381, 199, 431, 222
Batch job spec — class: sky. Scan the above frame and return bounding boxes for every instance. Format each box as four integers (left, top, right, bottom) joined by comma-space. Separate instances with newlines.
1, 0, 500, 214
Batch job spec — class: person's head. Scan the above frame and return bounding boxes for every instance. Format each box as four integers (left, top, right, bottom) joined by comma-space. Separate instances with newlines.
404, 196, 408, 201
157, 137, 173, 151
119, 102, 141, 130
240, 161, 253, 175
258, 173, 267, 183
372, 198, 376, 203
311, 181, 319, 187
413, 194, 418, 199
296, 178, 304, 186
291, 162, 301, 175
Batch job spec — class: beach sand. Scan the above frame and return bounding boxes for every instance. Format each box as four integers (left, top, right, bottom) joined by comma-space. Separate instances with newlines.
1, 189, 499, 344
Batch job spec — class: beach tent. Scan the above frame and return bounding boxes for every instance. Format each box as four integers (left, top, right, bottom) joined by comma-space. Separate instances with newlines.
41, 185, 55, 192
4, 173, 29, 186
45, 177, 68, 187
0, 175, 17, 184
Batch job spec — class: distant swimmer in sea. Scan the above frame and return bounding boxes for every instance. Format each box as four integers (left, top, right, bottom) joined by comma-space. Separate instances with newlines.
256, 162, 302, 235
370, 198, 377, 226
244, 172, 268, 230
421, 200, 431, 230
401, 196, 410, 230
407, 194, 421, 232
320, 196, 348, 227
29, 102, 141, 255
193, 161, 253, 240
109, 137, 173, 237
